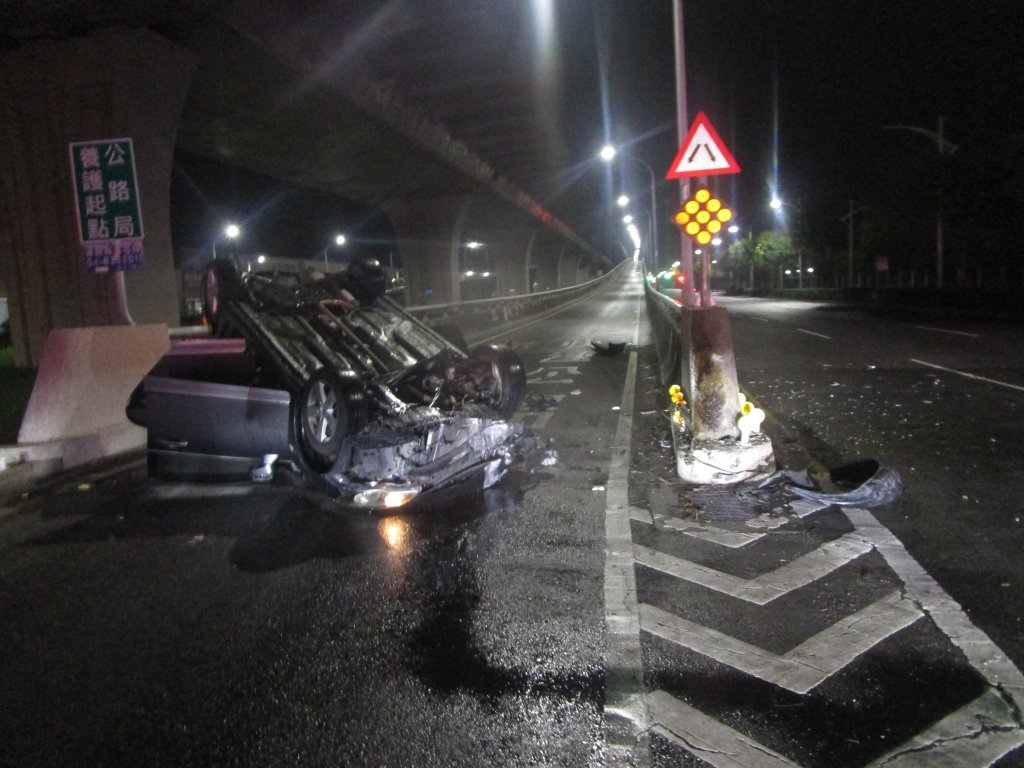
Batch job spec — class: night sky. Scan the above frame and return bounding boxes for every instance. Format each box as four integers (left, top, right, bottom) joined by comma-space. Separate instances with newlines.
169, 1, 1024, 275
600, 1, 1024, 261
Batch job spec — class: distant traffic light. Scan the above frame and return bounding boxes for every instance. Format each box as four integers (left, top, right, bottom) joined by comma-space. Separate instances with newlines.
674, 189, 733, 245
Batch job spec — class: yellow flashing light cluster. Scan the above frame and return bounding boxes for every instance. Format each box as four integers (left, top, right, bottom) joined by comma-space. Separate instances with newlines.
673, 189, 733, 245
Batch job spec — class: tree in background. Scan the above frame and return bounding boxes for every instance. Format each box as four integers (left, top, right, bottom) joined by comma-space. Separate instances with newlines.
755, 230, 795, 289
727, 235, 757, 291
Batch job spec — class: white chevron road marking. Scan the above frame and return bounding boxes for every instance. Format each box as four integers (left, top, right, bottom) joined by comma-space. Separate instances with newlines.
846, 508, 1024, 700
635, 533, 873, 604
866, 688, 1024, 766
648, 689, 799, 768
640, 590, 922, 694
630, 507, 766, 548
647, 687, 1024, 768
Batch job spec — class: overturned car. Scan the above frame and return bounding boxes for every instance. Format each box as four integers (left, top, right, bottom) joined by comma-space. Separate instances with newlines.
126, 257, 528, 509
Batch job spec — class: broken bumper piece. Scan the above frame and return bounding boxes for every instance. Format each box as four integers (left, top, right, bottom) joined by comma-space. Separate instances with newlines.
325, 413, 524, 509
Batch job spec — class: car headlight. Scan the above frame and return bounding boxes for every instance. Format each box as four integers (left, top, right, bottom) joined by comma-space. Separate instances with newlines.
353, 484, 422, 508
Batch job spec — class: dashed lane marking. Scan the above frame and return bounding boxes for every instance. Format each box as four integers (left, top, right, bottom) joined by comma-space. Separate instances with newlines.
914, 325, 980, 338
796, 328, 831, 339
910, 358, 1024, 393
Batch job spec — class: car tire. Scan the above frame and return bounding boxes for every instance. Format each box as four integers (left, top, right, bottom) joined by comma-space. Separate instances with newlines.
201, 258, 243, 334
295, 369, 367, 473
469, 345, 526, 419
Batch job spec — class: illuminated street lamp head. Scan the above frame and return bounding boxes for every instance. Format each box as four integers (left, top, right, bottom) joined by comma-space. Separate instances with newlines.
335, 234, 347, 246
466, 240, 483, 249
623, 214, 634, 224
617, 194, 629, 208
770, 197, 783, 211
599, 144, 616, 162
224, 223, 240, 239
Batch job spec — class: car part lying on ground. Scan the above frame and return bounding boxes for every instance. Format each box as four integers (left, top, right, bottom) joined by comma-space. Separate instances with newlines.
756, 459, 903, 508
127, 257, 528, 509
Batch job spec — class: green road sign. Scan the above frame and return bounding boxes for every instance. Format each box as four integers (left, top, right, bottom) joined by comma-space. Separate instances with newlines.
69, 138, 145, 272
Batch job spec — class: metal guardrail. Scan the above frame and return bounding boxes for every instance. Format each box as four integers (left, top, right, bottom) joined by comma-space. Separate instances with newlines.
406, 263, 625, 332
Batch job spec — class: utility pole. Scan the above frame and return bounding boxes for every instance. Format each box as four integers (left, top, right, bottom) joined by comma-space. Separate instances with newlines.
672, 0, 695, 304
883, 117, 957, 290
841, 200, 868, 288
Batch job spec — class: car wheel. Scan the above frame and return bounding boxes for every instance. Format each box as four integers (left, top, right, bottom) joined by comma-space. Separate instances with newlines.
201, 258, 243, 334
469, 345, 526, 419
295, 369, 367, 473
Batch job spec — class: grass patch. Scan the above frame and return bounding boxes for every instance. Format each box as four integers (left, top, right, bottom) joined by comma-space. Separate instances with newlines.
0, 347, 36, 444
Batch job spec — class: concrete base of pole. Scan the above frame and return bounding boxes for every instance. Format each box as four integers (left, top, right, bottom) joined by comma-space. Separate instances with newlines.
676, 432, 775, 485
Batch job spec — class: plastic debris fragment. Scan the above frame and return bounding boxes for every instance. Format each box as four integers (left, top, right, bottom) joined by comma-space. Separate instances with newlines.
758, 459, 902, 508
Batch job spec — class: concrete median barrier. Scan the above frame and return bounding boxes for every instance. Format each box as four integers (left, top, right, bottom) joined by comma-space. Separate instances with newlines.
13, 324, 169, 468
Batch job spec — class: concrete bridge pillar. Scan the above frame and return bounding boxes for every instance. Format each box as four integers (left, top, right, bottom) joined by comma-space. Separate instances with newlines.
492, 229, 533, 297
532, 246, 561, 292
557, 249, 580, 288
0, 28, 197, 366
382, 195, 471, 306
577, 256, 594, 285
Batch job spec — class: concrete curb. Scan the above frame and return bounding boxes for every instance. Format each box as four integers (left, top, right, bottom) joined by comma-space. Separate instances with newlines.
0, 424, 145, 503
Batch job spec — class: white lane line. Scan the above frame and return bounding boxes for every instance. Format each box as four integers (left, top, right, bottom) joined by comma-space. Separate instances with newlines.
640, 590, 922, 695
635, 533, 872, 605
845, 508, 1024, 701
914, 325, 980, 338
796, 328, 831, 339
603, 303, 651, 766
910, 358, 1024, 393
865, 688, 1024, 767
648, 690, 799, 768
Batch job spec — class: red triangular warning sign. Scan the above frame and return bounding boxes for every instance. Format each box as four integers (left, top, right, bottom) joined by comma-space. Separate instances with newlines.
666, 112, 741, 179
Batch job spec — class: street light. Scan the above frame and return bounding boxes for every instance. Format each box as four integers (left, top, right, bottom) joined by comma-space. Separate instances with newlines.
883, 117, 957, 289
325, 233, 347, 272
770, 196, 806, 288
212, 222, 240, 259
600, 145, 660, 270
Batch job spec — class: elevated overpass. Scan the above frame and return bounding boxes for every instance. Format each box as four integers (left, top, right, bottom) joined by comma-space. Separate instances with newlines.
0, 2, 619, 366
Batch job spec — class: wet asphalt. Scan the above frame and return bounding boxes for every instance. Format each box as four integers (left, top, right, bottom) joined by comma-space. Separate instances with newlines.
2, 272, 1023, 766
